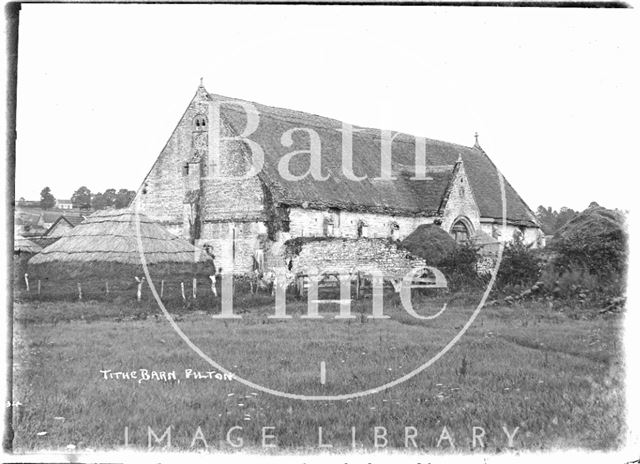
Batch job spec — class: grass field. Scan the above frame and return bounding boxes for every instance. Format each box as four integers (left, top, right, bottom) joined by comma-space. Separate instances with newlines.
10, 293, 625, 453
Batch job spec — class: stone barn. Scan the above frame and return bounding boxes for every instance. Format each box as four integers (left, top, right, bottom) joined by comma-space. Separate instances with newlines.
135, 83, 542, 275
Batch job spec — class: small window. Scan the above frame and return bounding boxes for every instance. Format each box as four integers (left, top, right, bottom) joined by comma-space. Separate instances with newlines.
182, 163, 189, 176
193, 114, 207, 130
357, 220, 367, 238
323, 217, 334, 236
390, 222, 400, 240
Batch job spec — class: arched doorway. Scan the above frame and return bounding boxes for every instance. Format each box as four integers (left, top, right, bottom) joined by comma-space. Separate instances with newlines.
450, 217, 473, 243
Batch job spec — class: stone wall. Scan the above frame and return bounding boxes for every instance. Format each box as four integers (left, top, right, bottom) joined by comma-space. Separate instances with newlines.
199, 102, 265, 223
135, 87, 267, 274
287, 208, 436, 241
198, 221, 267, 274
135, 86, 211, 228
479, 222, 544, 248
290, 238, 427, 278
440, 161, 482, 234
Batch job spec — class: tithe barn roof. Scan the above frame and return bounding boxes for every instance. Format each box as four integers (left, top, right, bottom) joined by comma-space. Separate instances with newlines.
211, 92, 538, 226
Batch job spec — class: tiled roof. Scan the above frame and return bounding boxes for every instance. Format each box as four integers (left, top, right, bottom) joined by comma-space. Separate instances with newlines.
42, 215, 85, 237
64, 215, 85, 227
211, 93, 538, 226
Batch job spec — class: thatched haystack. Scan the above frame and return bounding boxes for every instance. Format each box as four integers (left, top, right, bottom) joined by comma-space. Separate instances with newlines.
553, 206, 625, 242
548, 205, 627, 281
15, 236, 43, 254
27, 209, 213, 299
400, 224, 457, 266
14, 236, 42, 285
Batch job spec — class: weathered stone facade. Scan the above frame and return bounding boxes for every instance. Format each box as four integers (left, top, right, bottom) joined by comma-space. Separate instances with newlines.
479, 221, 545, 247
439, 160, 481, 235
135, 84, 542, 275
291, 238, 426, 278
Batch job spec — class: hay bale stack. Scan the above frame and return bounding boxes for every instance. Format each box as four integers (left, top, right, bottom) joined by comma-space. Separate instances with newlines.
28, 209, 213, 299
553, 206, 625, 242
548, 205, 627, 281
400, 224, 457, 266
14, 236, 43, 254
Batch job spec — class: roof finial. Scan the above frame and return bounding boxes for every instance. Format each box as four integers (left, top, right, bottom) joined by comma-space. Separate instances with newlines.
199, 77, 204, 87
474, 131, 479, 147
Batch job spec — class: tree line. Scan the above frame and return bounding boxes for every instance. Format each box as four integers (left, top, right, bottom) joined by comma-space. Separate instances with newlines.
535, 202, 600, 235
39, 186, 136, 210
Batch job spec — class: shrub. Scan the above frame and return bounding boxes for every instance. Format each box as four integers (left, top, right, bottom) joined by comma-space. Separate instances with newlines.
545, 218, 627, 304
496, 238, 541, 290
551, 229, 627, 281
438, 243, 486, 292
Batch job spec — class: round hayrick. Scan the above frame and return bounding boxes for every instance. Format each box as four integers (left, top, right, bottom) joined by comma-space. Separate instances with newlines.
549, 206, 627, 279
15, 235, 43, 254
14, 235, 43, 285
28, 209, 214, 299
553, 206, 625, 242
400, 224, 458, 266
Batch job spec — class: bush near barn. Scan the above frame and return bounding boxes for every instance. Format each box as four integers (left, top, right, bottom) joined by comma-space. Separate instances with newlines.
484, 206, 627, 312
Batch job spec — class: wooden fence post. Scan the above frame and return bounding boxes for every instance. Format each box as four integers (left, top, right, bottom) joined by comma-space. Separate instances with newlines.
192, 278, 197, 299
135, 276, 145, 302
105, 281, 109, 295
24, 273, 30, 292
160, 280, 164, 298
37, 280, 41, 295
181, 282, 186, 302
77, 283, 83, 301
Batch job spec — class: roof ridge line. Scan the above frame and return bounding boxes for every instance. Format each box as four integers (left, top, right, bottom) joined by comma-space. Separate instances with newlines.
210, 93, 475, 151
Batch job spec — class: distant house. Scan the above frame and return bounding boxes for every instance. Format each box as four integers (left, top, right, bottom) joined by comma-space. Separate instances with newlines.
13, 207, 85, 247
34, 215, 86, 248
56, 199, 73, 210
44, 216, 76, 239
14, 212, 47, 237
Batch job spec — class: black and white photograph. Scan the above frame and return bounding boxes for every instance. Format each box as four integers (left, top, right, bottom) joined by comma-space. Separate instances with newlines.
2, 2, 638, 462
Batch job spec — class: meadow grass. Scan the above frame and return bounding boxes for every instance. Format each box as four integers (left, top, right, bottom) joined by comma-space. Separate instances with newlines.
11, 293, 624, 453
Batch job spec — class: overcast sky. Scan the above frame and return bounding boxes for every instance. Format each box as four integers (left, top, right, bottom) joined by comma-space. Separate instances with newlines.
14, 4, 639, 212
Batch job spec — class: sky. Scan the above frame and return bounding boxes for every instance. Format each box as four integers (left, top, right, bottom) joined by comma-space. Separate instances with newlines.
13, 4, 639, 212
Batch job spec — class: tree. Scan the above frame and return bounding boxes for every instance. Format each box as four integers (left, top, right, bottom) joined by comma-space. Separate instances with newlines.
535, 205, 579, 235
103, 188, 117, 208
91, 192, 107, 210
115, 189, 136, 209
555, 207, 578, 232
535, 206, 556, 235
39, 187, 56, 210
71, 186, 92, 209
